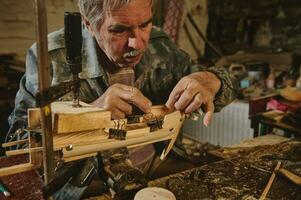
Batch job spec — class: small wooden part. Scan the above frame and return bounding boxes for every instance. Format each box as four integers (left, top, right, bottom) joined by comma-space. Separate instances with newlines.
5, 147, 43, 156
259, 161, 282, 200
0, 163, 36, 177
28, 108, 41, 128
278, 168, 301, 186
2, 139, 28, 148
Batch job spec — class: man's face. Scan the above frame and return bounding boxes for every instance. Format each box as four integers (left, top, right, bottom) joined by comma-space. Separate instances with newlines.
92, 0, 153, 68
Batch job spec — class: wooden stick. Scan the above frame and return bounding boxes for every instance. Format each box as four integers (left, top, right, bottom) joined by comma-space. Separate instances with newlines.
0, 163, 36, 177
5, 147, 43, 156
278, 168, 301, 186
2, 139, 28, 148
259, 161, 282, 200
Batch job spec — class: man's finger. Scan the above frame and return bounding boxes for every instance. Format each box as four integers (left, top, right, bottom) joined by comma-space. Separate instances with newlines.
165, 82, 187, 109
115, 98, 132, 115
203, 101, 214, 127
111, 108, 126, 119
115, 85, 152, 113
184, 93, 203, 114
174, 89, 199, 111
131, 90, 152, 113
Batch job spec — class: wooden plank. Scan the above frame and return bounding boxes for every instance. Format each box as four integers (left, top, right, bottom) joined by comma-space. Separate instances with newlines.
0, 163, 36, 177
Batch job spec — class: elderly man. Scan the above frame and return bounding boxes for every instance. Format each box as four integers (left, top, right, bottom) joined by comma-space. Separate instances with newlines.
7, 0, 237, 198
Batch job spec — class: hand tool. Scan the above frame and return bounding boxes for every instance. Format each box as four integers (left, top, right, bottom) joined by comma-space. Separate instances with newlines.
35, 12, 82, 108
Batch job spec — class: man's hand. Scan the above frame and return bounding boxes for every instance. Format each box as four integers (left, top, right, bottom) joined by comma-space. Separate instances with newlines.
165, 71, 221, 126
92, 83, 152, 119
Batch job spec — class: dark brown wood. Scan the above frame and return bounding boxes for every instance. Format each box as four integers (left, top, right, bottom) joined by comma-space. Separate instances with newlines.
33, 0, 54, 184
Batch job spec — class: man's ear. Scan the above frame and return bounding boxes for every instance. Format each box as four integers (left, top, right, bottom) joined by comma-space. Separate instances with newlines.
82, 16, 95, 36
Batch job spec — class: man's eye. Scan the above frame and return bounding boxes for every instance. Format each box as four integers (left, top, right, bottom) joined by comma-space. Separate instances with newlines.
140, 22, 150, 29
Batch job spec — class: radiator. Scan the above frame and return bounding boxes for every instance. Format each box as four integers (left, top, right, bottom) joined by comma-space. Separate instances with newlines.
183, 101, 254, 147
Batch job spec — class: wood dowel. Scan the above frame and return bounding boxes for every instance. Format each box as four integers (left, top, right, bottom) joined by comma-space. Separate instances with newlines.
2, 139, 28, 148
0, 163, 36, 177
5, 147, 43, 156
259, 161, 282, 200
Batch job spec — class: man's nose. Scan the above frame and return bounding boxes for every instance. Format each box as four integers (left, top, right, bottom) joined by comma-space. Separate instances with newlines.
128, 30, 143, 49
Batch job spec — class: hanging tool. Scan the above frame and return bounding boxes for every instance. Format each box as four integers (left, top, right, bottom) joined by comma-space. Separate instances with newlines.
36, 12, 82, 107
64, 12, 82, 107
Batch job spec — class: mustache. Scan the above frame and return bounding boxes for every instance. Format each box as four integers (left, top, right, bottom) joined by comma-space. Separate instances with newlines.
123, 49, 143, 58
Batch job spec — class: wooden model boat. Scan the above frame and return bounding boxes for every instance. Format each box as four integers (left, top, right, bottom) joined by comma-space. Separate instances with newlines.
0, 101, 185, 177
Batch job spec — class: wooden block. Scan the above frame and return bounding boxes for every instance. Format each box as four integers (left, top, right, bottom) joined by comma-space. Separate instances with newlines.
28, 108, 41, 128
28, 101, 112, 134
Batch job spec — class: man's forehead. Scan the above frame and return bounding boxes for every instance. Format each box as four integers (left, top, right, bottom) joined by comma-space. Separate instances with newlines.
104, 0, 152, 25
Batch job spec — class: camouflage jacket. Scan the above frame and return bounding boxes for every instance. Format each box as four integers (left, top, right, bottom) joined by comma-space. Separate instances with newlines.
7, 26, 238, 157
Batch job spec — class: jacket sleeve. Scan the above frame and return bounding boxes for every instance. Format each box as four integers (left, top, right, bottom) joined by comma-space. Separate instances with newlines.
6, 47, 39, 142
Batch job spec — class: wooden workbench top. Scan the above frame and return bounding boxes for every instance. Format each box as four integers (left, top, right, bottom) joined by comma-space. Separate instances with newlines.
89, 135, 301, 200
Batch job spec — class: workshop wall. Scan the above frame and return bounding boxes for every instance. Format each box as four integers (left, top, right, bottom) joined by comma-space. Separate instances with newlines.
0, 0, 78, 60
0, 0, 208, 61
206, 0, 301, 57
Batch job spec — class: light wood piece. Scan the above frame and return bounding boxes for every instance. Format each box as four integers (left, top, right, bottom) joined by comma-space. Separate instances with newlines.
0, 163, 36, 177
259, 161, 282, 200
28, 101, 112, 134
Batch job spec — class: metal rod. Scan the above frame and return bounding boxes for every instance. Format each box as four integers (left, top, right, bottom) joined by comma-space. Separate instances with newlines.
33, 0, 55, 184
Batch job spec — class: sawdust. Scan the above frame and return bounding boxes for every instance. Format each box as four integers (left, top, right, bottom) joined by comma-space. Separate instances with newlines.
149, 140, 301, 200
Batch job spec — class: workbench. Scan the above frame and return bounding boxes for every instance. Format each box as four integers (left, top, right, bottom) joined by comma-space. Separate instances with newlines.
1, 135, 300, 200
89, 135, 301, 200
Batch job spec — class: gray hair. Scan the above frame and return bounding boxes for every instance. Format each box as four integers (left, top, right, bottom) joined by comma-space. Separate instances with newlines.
78, 0, 153, 29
